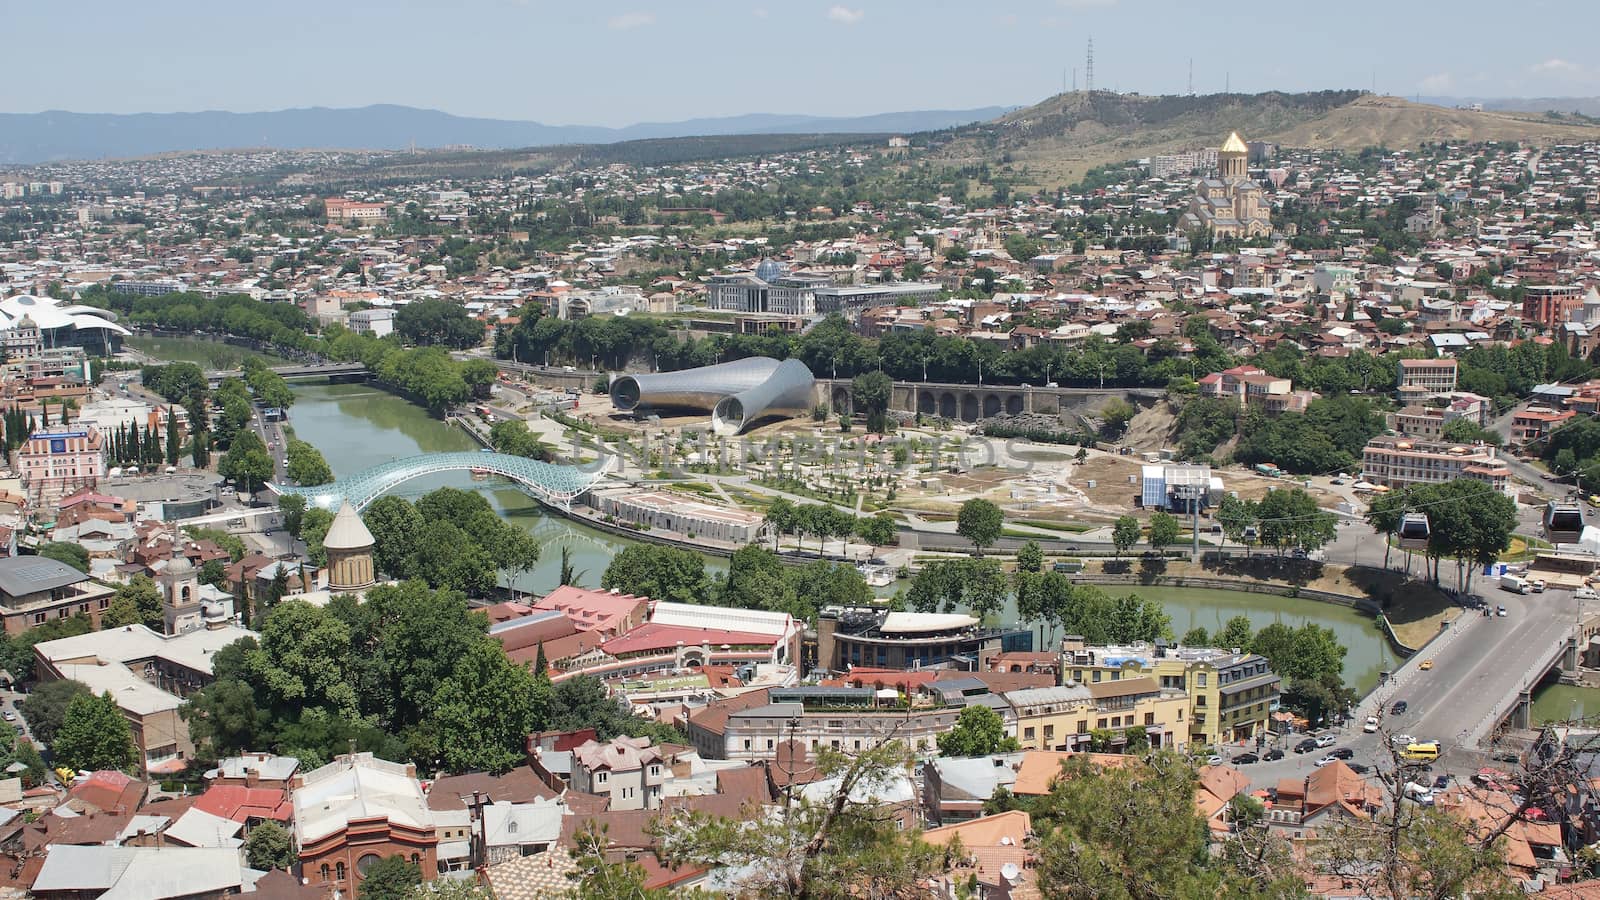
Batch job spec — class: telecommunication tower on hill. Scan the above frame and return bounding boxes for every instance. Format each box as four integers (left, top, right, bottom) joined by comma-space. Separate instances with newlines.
1085, 36, 1095, 94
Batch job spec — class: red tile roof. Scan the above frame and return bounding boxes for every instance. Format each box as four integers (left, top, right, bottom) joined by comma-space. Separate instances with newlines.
192, 784, 292, 823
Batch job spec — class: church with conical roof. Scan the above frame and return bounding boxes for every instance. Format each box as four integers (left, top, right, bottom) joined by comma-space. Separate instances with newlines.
1176, 131, 1271, 240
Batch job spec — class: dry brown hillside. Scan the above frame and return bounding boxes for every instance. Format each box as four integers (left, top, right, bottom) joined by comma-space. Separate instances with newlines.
936, 90, 1600, 190
1265, 94, 1600, 148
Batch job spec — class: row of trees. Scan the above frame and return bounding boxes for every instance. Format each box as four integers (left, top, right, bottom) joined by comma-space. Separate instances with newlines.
284, 437, 333, 486
294, 488, 540, 596
487, 419, 551, 460
600, 542, 874, 623
1215, 488, 1340, 556
761, 497, 899, 557
1365, 479, 1519, 590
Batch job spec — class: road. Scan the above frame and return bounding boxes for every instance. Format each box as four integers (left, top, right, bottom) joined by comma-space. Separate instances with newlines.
1234, 585, 1579, 791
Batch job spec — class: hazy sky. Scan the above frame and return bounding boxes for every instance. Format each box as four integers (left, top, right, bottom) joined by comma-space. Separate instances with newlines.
10, 0, 1600, 124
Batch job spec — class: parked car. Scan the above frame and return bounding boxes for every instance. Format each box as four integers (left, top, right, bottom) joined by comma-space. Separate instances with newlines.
1348, 763, 1370, 774
1391, 733, 1415, 747
1330, 747, 1355, 760
1206, 755, 1223, 766
1315, 755, 1338, 767
1433, 774, 1452, 790
1294, 739, 1319, 754
1391, 700, 1409, 716
1232, 752, 1260, 765
1420, 658, 1434, 671
1315, 734, 1337, 748
1497, 605, 1509, 617
1264, 749, 1284, 761
1363, 716, 1379, 733
1577, 586, 1598, 601
0, 711, 13, 723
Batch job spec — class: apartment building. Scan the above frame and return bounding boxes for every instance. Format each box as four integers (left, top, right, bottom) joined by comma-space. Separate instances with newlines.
324, 198, 388, 224
1058, 640, 1281, 746
0, 555, 115, 635
1197, 365, 1316, 413
1511, 405, 1576, 447
1361, 436, 1512, 495
569, 736, 665, 811
1395, 358, 1459, 395
1523, 284, 1584, 330
33, 618, 253, 773
1004, 678, 1190, 753
348, 307, 395, 338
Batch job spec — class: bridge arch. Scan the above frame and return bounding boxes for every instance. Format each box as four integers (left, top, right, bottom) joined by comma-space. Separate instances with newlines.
982, 393, 1002, 418
1006, 393, 1025, 415
268, 451, 612, 512
960, 395, 979, 422
917, 390, 936, 415
939, 392, 957, 419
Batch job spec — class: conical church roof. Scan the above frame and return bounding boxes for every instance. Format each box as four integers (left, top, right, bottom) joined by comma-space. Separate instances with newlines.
322, 500, 375, 552
1220, 132, 1248, 154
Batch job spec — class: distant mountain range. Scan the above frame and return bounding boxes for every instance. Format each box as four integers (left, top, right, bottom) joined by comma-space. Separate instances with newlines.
0, 104, 1011, 165
1420, 96, 1600, 117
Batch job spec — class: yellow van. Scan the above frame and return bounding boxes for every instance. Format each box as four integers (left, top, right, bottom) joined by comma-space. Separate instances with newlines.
1400, 742, 1440, 762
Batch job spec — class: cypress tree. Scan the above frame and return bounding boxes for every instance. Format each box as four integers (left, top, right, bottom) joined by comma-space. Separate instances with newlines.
165, 410, 179, 466
127, 423, 139, 464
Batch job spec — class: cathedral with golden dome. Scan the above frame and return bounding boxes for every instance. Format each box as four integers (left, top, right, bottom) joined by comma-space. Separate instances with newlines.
1176, 131, 1271, 240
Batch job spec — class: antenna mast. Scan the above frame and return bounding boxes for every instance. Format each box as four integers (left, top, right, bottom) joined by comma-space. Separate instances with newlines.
1085, 37, 1095, 94
1188, 58, 1194, 96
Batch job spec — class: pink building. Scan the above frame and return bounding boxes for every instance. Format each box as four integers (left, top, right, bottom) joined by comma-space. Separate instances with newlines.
18, 426, 104, 501
531, 585, 649, 637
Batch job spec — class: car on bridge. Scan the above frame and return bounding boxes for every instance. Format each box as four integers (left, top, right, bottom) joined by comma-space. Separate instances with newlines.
1391, 700, 1409, 715
1419, 658, 1434, 670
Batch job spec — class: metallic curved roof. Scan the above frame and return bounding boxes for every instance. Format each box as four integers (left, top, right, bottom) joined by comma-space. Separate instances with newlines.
269, 451, 612, 512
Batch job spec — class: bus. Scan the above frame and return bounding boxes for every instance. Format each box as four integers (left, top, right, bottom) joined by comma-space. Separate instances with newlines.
1400, 741, 1440, 762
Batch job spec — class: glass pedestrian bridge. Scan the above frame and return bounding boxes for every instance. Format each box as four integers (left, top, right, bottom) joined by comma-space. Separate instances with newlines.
268, 451, 612, 511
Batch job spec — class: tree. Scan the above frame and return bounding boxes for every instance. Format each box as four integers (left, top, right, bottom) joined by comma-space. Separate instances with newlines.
37, 542, 89, 573
1215, 494, 1256, 548
938, 706, 1020, 757
1016, 539, 1044, 574
956, 498, 1003, 556
53, 691, 138, 772
1099, 398, 1137, 439
18, 678, 91, 745
357, 856, 422, 900
1112, 515, 1140, 558
363, 496, 423, 577
279, 494, 307, 538
164, 408, 181, 466
854, 512, 898, 557
300, 507, 336, 567
430, 640, 541, 773
1147, 510, 1181, 552
461, 359, 499, 398
111, 575, 165, 631
656, 739, 943, 900
219, 430, 273, 494
763, 497, 797, 552
99, 593, 143, 629
285, 439, 334, 486
190, 428, 210, 469
244, 820, 296, 871
1217, 615, 1255, 652
601, 545, 711, 606
394, 300, 485, 349
488, 419, 549, 460
1034, 752, 1303, 899
850, 370, 894, 433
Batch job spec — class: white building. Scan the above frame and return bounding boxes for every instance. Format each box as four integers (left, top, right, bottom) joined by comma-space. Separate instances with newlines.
349, 307, 396, 338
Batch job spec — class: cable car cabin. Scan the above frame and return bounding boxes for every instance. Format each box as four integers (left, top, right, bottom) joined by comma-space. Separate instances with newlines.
1545, 501, 1586, 545
1398, 513, 1430, 551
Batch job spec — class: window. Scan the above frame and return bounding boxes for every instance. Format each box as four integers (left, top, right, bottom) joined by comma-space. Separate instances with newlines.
1144, 712, 1155, 726
1024, 727, 1035, 741
508, 820, 518, 834
33, 612, 45, 625
357, 855, 380, 876
1196, 673, 1208, 687
1091, 670, 1102, 683
336, 863, 347, 882
596, 771, 608, 783
1097, 718, 1107, 729
1044, 725, 1055, 740
320, 865, 330, 883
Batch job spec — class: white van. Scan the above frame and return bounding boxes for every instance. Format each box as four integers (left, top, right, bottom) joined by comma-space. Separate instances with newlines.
1404, 782, 1435, 805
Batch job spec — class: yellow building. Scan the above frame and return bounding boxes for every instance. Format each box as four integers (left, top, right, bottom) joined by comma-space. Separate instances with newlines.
1059, 640, 1281, 748
1176, 131, 1271, 240
1003, 677, 1192, 753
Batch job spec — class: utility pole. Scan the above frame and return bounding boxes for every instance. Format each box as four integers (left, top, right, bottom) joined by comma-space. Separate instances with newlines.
1188, 58, 1194, 97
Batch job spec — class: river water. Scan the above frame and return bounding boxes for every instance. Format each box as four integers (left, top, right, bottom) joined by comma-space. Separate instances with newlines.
282, 380, 1399, 691
285, 381, 701, 596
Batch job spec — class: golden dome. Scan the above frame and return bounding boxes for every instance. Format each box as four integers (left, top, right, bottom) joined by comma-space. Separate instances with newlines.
1220, 132, 1248, 154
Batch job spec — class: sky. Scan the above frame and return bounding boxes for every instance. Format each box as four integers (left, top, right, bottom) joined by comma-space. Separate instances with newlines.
8, 0, 1600, 125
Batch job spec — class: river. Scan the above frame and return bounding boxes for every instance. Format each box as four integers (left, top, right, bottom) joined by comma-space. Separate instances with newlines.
126, 335, 290, 370
284, 381, 712, 595
284, 380, 1400, 691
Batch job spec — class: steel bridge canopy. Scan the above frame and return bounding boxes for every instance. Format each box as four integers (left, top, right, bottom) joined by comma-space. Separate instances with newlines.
268, 451, 611, 511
